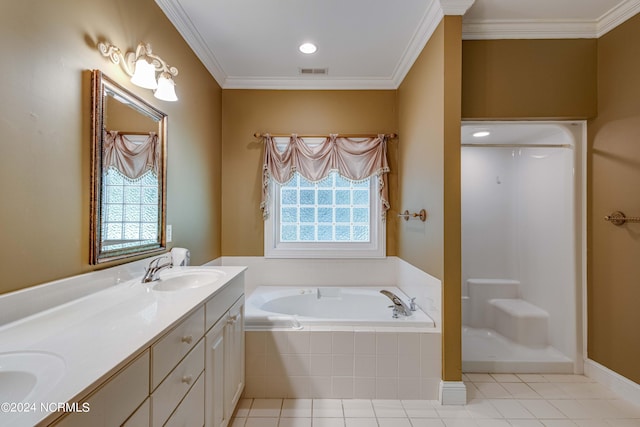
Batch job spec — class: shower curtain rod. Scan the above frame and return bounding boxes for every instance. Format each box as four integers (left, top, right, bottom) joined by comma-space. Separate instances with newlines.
254, 132, 397, 139
461, 143, 572, 148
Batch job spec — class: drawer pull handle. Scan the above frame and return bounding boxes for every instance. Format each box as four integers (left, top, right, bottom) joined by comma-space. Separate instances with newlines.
227, 314, 239, 324
181, 335, 193, 344
181, 375, 193, 385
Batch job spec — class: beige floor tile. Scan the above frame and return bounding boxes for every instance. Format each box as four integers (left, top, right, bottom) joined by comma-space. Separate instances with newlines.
235, 399, 253, 417
229, 377, 640, 427
491, 373, 522, 383
474, 382, 511, 398
245, 418, 279, 427
249, 399, 283, 417
312, 418, 346, 427
527, 382, 572, 399
278, 418, 311, 427
377, 418, 412, 427
465, 373, 496, 383
502, 382, 541, 399
517, 374, 548, 383
409, 419, 446, 427
281, 399, 312, 418
344, 418, 378, 427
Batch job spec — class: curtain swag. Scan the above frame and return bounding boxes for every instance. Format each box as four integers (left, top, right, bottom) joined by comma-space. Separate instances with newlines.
261, 133, 390, 220
103, 130, 159, 180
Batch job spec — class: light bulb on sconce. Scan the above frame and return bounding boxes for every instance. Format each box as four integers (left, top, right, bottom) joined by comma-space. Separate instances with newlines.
98, 41, 179, 101
130, 57, 158, 89
154, 72, 178, 102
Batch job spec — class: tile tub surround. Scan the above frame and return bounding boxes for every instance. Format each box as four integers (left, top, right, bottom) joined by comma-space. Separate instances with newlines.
213, 257, 443, 400
244, 329, 441, 400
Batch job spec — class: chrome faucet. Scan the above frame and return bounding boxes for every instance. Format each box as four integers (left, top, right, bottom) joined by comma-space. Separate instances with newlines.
142, 255, 173, 283
380, 290, 412, 318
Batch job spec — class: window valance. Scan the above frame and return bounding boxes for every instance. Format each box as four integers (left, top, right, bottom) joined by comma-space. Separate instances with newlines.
103, 131, 159, 180
261, 134, 390, 219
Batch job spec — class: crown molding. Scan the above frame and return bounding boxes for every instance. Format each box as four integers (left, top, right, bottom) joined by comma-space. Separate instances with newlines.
390, 0, 474, 87
597, 0, 640, 37
463, 0, 640, 40
222, 76, 397, 90
390, 0, 444, 88
154, 0, 228, 87
462, 20, 597, 40
439, 0, 476, 15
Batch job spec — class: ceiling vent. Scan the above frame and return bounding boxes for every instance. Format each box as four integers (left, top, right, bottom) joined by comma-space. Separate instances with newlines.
299, 68, 328, 75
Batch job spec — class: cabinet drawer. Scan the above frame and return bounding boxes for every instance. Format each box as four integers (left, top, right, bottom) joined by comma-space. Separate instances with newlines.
164, 373, 205, 427
122, 398, 149, 427
52, 351, 149, 427
205, 277, 243, 330
152, 306, 205, 389
151, 339, 205, 427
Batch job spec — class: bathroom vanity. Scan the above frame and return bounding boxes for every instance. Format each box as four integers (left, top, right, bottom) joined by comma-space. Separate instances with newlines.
0, 264, 246, 427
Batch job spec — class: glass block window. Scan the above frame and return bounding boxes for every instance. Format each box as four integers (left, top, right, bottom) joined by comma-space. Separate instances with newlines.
280, 172, 371, 243
101, 167, 159, 251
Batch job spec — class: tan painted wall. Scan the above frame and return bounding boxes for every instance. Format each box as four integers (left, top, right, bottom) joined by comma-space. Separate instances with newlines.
397, 17, 463, 381
588, 13, 640, 384
0, 0, 222, 294
221, 90, 398, 256
462, 39, 597, 120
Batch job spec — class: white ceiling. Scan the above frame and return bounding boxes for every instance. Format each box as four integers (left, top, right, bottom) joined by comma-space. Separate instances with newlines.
155, 0, 640, 90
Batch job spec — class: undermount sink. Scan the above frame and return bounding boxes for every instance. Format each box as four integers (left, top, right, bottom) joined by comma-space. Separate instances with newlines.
0, 351, 66, 403
152, 268, 226, 292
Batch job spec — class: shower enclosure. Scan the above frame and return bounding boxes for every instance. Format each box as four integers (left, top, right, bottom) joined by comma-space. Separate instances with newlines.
461, 122, 585, 373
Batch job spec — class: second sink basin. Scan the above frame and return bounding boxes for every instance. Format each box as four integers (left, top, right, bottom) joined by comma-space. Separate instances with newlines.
152, 268, 226, 292
0, 351, 66, 403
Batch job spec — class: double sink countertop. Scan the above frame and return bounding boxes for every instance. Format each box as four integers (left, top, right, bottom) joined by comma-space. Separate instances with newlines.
0, 265, 246, 427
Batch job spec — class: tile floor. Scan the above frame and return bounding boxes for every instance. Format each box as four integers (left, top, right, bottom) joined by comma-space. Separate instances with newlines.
230, 374, 640, 426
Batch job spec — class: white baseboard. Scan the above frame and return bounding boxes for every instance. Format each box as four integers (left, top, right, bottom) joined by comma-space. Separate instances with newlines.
584, 359, 640, 407
439, 381, 467, 405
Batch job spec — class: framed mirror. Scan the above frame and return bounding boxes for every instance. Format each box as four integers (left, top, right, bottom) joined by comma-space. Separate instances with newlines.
90, 70, 167, 264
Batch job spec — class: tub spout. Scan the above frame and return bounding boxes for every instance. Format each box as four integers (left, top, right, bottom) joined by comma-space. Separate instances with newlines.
380, 290, 412, 318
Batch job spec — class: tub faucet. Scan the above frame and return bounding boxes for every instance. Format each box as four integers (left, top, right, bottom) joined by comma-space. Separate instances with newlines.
380, 290, 412, 318
142, 255, 173, 283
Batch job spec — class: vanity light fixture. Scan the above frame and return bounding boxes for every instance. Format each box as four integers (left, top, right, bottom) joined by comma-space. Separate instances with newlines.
98, 41, 179, 102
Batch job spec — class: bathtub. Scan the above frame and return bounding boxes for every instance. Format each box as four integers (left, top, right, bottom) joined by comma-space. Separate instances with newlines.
245, 286, 435, 329
243, 286, 441, 399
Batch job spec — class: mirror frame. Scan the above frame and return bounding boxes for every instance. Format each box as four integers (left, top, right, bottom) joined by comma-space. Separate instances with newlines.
90, 70, 168, 264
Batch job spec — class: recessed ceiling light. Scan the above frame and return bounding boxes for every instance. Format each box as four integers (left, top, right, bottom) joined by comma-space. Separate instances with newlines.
299, 43, 317, 54
472, 131, 490, 138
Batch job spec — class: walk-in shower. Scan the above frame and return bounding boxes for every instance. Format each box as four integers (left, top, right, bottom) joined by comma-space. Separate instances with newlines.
461, 122, 584, 373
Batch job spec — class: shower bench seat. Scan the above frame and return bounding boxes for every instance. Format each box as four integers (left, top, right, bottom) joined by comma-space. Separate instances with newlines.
489, 298, 549, 348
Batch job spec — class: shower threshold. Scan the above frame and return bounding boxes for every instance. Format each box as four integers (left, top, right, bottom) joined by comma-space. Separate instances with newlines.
462, 326, 574, 373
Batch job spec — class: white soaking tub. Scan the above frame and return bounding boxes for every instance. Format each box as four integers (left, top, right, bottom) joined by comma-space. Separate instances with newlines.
243, 286, 441, 399
245, 286, 435, 329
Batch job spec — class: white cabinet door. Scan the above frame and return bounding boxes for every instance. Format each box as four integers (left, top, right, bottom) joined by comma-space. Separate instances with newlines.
52, 351, 149, 427
204, 317, 226, 427
224, 297, 245, 419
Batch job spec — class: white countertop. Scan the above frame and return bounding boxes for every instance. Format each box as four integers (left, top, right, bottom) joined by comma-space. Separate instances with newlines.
0, 265, 246, 427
